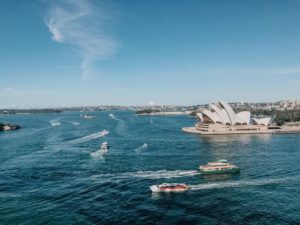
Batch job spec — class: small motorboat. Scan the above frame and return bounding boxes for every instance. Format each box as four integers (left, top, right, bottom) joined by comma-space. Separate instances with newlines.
50, 122, 61, 126
100, 141, 109, 152
150, 183, 189, 192
199, 160, 240, 174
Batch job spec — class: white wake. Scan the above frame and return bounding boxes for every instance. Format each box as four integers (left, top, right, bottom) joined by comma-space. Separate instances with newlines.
109, 113, 121, 121
90, 150, 106, 161
90, 170, 200, 181
68, 121, 80, 126
68, 130, 109, 145
135, 143, 148, 152
189, 177, 287, 190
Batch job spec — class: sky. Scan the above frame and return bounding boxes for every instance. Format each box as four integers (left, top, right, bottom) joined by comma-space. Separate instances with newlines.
0, 0, 300, 108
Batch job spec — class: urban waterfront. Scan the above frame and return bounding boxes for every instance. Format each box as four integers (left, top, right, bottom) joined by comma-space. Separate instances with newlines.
0, 111, 299, 224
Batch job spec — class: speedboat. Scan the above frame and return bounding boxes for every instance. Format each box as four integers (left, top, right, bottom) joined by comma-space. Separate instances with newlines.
100, 141, 109, 152
50, 122, 61, 126
199, 160, 240, 174
150, 183, 189, 192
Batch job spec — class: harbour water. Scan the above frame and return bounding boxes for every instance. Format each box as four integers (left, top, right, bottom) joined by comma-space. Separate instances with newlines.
0, 111, 299, 224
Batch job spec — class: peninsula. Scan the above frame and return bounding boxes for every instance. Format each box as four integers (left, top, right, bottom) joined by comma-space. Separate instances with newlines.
183, 100, 300, 135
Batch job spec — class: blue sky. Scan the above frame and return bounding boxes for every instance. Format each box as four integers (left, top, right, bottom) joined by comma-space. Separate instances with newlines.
0, 0, 300, 108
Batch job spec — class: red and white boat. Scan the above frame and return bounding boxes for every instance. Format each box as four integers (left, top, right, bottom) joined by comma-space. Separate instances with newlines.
150, 183, 189, 192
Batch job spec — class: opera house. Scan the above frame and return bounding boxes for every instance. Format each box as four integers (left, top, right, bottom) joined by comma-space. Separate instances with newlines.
188, 100, 272, 134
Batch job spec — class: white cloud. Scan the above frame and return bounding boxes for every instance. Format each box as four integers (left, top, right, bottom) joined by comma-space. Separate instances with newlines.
45, 0, 119, 80
2, 87, 14, 92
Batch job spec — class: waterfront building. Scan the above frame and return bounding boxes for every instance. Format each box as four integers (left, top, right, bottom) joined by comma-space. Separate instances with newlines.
193, 101, 272, 134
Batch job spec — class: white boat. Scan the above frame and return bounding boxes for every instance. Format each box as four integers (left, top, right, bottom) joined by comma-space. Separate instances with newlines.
50, 122, 61, 126
199, 160, 240, 174
100, 141, 109, 152
150, 183, 189, 192
100, 130, 109, 136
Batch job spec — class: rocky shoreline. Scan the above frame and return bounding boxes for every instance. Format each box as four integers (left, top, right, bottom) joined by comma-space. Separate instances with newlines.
0, 122, 20, 131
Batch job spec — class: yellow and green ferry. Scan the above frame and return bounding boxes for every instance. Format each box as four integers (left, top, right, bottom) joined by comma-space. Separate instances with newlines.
199, 160, 240, 174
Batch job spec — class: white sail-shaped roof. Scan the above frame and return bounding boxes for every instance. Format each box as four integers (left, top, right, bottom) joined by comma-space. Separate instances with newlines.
196, 113, 203, 122
210, 104, 223, 123
235, 111, 251, 125
210, 104, 231, 125
202, 109, 222, 123
199, 100, 271, 127
252, 118, 271, 126
218, 100, 236, 125
220, 109, 231, 125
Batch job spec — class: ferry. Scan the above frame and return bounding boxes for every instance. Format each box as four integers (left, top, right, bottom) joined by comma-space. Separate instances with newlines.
150, 183, 189, 192
100, 142, 109, 152
199, 160, 240, 174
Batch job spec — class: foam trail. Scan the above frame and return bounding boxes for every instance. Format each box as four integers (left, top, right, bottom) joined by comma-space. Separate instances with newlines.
135, 143, 148, 152
90, 170, 200, 181
115, 118, 127, 136
90, 150, 106, 161
69, 130, 108, 145
190, 177, 287, 191
109, 113, 121, 121
68, 121, 80, 126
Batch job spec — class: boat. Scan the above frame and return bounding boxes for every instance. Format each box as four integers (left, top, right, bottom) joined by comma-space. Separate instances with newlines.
100, 141, 109, 152
50, 122, 61, 126
100, 130, 109, 136
199, 160, 240, 174
82, 114, 96, 119
150, 183, 189, 192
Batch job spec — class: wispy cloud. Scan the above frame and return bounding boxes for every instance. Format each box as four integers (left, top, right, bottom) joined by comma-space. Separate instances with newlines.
2, 87, 14, 92
45, 0, 119, 80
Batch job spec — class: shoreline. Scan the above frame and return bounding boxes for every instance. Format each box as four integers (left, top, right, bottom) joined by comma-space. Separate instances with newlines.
137, 111, 190, 116
182, 126, 300, 135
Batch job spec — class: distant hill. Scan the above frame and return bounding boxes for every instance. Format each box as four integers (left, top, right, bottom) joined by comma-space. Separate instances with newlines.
0, 109, 62, 114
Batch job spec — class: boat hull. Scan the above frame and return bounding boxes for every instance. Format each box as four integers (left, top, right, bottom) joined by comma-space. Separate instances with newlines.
149, 185, 189, 193
200, 167, 240, 175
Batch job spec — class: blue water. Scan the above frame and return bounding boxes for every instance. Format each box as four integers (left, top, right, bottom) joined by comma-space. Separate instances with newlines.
0, 111, 299, 225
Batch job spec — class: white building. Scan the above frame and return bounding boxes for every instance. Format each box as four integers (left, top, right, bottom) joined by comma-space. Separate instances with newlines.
194, 101, 272, 134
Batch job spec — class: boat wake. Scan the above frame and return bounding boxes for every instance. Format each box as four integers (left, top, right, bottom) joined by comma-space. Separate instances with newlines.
68, 121, 80, 126
90, 150, 106, 161
131, 170, 199, 179
90, 169, 200, 181
109, 113, 121, 121
189, 177, 288, 190
115, 118, 127, 136
68, 130, 109, 145
135, 143, 148, 152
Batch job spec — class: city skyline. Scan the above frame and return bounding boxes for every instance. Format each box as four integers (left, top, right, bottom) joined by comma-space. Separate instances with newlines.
1, 0, 300, 107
